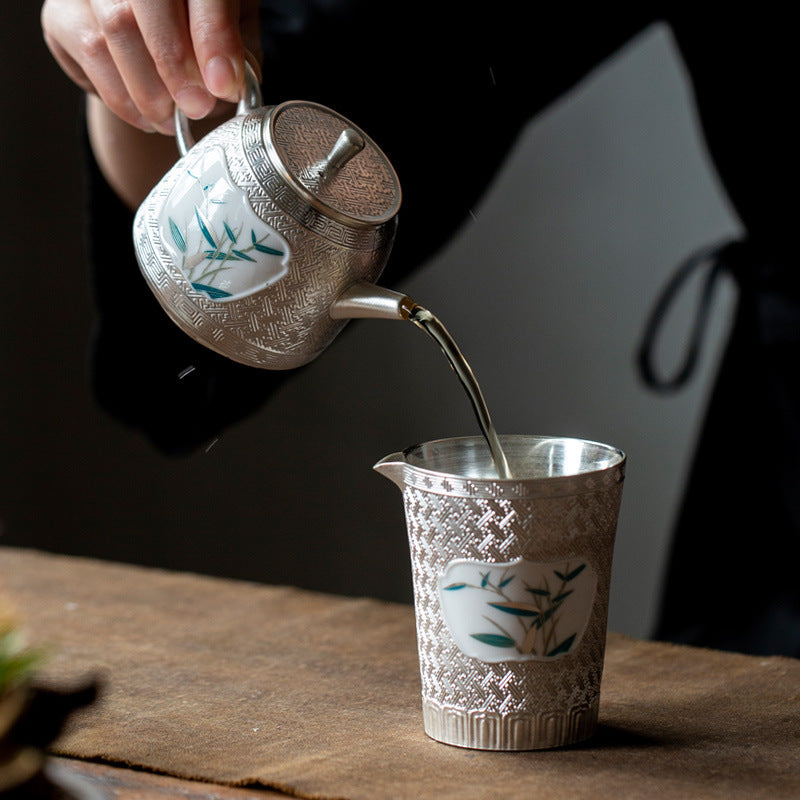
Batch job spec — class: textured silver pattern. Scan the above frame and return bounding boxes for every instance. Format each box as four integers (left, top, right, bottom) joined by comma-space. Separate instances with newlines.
399, 446, 624, 750
271, 103, 399, 222
397, 462, 624, 500
245, 112, 396, 250
422, 697, 599, 751
134, 107, 398, 370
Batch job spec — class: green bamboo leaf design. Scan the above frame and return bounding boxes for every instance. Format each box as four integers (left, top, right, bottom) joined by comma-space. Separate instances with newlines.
204, 250, 242, 261
538, 605, 561, 626
169, 218, 186, 252
223, 221, 237, 242
526, 587, 550, 597
488, 602, 539, 617
498, 576, 514, 588
520, 624, 538, 655
253, 242, 284, 256
443, 583, 467, 591
480, 572, 489, 588
195, 264, 233, 283
554, 571, 567, 581
231, 249, 257, 262
564, 564, 586, 582
192, 282, 232, 299
195, 208, 217, 248
251, 228, 284, 256
552, 589, 574, 603
546, 633, 577, 657
470, 633, 515, 648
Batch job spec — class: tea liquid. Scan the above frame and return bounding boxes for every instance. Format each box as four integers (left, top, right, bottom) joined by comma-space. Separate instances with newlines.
408, 305, 512, 479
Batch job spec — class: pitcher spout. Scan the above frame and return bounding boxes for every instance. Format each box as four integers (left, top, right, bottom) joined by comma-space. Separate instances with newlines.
373, 453, 407, 489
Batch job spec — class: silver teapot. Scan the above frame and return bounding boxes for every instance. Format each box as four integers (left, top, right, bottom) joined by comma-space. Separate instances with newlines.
133, 65, 412, 369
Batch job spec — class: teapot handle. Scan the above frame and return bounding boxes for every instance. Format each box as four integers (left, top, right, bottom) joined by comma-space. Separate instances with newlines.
174, 61, 263, 157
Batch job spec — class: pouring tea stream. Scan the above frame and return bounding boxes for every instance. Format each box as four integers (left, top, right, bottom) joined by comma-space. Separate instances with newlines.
133, 64, 511, 477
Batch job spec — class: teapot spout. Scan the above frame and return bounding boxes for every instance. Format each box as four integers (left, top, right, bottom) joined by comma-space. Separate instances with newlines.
330, 282, 417, 321
373, 453, 407, 490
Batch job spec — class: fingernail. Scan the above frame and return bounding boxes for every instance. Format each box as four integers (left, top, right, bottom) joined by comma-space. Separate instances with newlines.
203, 56, 237, 99
176, 85, 215, 119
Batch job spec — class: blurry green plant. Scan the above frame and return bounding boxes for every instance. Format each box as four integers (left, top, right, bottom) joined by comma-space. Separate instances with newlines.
0, 611, 44, 695
1, 603, 95, 795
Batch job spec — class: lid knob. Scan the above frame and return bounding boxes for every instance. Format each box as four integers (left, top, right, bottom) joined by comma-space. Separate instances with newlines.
322, 128, 366, 179
268, 101, 401, 225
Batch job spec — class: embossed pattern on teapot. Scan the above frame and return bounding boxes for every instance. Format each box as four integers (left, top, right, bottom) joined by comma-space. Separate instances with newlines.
133, 65, 410, 369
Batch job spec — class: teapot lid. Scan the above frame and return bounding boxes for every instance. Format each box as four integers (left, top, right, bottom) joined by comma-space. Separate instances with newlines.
264, 101, 401, 229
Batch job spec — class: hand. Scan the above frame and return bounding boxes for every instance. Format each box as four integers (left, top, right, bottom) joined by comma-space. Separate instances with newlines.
41, 0, 261, 134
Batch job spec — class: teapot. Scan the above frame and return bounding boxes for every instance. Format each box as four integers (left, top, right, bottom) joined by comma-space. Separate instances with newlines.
133, 65, 413, 369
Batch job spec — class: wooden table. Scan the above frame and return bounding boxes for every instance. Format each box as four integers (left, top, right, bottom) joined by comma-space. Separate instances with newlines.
2, 547, 799, 800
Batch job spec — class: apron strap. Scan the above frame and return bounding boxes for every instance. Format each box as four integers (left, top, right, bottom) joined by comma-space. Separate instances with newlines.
637, 238, 745, 392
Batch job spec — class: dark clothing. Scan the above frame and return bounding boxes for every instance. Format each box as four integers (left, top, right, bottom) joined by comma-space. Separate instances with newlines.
86, 5, 799, 654
647, 241, 800, 658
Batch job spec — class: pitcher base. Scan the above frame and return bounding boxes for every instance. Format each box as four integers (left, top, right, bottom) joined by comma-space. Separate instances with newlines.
421, 697, 599, 750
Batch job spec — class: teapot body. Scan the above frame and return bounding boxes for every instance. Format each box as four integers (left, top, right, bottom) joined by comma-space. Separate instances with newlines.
134, 102, 399, 369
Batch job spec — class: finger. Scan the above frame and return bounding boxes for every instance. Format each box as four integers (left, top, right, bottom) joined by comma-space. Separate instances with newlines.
89, 0, 176, 132
187, 0, 247, 102
42, 0, 94, 92
42, 0, 155, 131
129, 0, 217, 120
43, 30, 96, 96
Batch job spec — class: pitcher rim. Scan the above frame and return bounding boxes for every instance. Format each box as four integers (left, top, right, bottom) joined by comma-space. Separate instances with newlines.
379, 434, 626, 498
